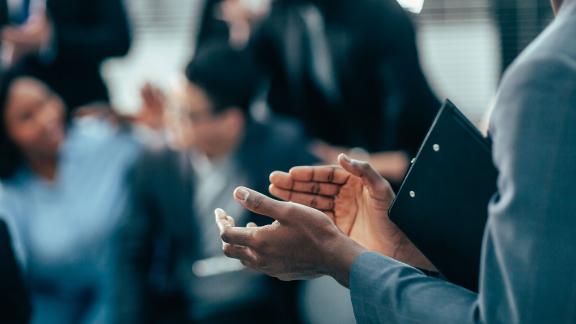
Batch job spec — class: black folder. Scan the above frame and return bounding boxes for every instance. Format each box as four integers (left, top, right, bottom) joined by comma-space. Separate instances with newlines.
389, 100, 498, 292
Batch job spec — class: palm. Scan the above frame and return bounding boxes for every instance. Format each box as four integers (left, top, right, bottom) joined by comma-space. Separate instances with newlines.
269, 158, 435, 270
269, 163, 401, 254
330, 172, 404, 255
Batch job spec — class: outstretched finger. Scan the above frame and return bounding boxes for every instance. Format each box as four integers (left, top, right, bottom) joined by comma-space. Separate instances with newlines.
269, 185, 335, 211
288, 165, 350, 184
223, 243, 258, 264
233, 187, 294, 223
338, 154, 392, 197
269, 171, 341, 196
216, 208, 258, 247
220, 226, 258, 247
215, 208, 237, 231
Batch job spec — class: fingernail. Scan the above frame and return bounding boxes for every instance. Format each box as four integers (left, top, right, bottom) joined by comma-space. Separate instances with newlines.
269, 171, 281, 181
234, 187, 249, 202
215, 209, 229, 230
215, 208, 226, 219
340, 153, 351, 163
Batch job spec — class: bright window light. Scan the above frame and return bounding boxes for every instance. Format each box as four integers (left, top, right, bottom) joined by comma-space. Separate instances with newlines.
397, 0, 425, 14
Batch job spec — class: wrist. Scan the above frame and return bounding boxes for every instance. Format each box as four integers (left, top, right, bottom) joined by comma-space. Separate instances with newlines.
322, 232, 367, 287
394, 235, 437, 271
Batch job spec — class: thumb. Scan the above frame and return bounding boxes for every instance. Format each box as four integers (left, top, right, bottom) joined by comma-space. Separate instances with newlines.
233, 186, 293, 223
338, 153, 392, 197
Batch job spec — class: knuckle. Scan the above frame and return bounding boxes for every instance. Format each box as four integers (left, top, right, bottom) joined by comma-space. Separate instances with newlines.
327, 167, 336, 182
310, 197, 318, 208
284, 202, 298, 216
220, 229, 231, 242
328, 199, 335, 210
254, 257, 267, 269
249, 195, 265, 210
288, 178, 295, 191
255, 239, 268, 252
246, 231, 263, 250
250, 232, 266, 250
251, 236, 263, 250
246, 229, 256, 245
377, 180, 391, 192
286, 201, 298, 212
311, 182, 320, 194
222, 244, 234, 257
358, 161, 371, 171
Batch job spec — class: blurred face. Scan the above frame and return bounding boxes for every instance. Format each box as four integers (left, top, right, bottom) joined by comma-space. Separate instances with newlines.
174, 82, 244, 158
3, 78, 66, 161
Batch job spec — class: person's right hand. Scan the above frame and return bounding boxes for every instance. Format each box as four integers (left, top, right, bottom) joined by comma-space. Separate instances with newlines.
269, 154, 435, 270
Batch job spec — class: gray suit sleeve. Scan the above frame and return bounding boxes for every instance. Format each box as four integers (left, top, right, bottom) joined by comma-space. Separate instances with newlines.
349, 54, 576, 323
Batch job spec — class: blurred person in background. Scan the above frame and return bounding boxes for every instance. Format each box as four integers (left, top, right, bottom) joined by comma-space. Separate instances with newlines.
115, 43, 316, 324
196, 0, 228, 51
491, 0, 553, 73
0, 68, 142, 324
195, 0, 271, 51
0, 0, 132, 110
243, 0, 440, 184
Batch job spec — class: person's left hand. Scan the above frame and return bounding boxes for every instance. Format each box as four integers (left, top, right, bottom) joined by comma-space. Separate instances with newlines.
215, 187, 366, 286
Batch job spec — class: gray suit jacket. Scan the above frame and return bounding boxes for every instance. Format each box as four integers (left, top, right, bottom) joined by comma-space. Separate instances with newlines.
349, 2, 576, 323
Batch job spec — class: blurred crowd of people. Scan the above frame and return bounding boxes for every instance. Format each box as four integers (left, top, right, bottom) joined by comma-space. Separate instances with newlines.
0, 0, 440, 323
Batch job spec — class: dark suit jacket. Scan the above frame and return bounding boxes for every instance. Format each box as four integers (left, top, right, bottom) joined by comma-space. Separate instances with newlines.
0, 1, 7, 27
250, 0, 440, 156
115, 120, 317, 323
4, 0, 131, 109
195, 0, 229, 54
349, 1, 576, 323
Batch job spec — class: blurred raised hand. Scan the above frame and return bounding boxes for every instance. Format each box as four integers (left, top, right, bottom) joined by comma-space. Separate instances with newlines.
137, 82, 166, 130
269, 154, 435, 270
